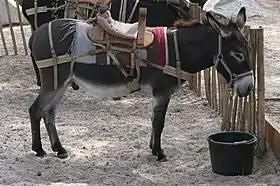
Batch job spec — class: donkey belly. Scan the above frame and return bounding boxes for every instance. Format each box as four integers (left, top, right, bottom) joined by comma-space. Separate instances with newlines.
72, 64, 154, 98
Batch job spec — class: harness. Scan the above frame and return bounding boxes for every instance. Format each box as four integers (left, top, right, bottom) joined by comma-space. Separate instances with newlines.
37, 20, 190, 91
38, 10, 253, 92
213, 36, 253, 88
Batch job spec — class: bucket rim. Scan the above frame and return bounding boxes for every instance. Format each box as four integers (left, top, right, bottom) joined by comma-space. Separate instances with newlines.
207, 131, 257, 145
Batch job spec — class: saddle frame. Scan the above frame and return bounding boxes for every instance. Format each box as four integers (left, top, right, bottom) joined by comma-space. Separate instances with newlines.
87, 7, 154, 93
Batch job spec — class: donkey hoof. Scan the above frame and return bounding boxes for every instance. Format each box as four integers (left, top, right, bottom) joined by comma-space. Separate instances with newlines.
157, 154, 167, 162
57, 149, 68, 159
157, 151, 167, 162
152, 150, 157, 156
36, 82, 41, 87
149, 142, 153, 150
35, 150, 47, 157
71, 83, 80, 90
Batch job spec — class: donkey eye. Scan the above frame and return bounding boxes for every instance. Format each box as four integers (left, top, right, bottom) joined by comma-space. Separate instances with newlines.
230, 51, 244, 62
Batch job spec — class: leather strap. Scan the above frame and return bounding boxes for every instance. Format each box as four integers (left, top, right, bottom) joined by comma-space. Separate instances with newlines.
127, 0, 139, 23
172, 30, 181, 87
34, 0, 38, 29
48, 21, 58, 90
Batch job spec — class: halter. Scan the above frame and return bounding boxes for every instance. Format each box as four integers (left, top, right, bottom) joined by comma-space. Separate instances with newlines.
213, 36, 253, 88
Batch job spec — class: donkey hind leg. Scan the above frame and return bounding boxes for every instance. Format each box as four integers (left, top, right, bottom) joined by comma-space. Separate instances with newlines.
29, 95, 45, 157
43, 106, 68, 158
29, 87, 68, 158
149, 91, 171, 161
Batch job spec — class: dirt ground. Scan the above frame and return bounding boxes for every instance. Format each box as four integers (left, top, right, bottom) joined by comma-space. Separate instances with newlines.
0, 0, 280, 185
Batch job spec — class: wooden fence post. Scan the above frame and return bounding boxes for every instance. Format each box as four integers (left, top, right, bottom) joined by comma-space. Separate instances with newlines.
0, 24, 8, 56
15, 0, 28, 55
256, 27, 266, 157
188, 3, 200, 92
4, 0, 18, 55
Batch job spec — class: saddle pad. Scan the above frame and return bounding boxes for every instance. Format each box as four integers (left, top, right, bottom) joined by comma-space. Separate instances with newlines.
67, 21, 148, 66
152, 27, 167, 67
70, 21, 97, 64
96, 10, 139, 40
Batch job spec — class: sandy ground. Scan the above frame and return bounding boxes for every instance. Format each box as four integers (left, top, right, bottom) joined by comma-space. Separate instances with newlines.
0, 0, 280, 185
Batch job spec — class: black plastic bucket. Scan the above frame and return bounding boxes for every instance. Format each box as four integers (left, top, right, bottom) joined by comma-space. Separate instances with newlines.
207, 131, 257, 176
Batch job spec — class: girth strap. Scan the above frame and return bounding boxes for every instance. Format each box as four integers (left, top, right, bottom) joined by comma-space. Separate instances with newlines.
172, 30, 181, 87
92, 40, 129, 77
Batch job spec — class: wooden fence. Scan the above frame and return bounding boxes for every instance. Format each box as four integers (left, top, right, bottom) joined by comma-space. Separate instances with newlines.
0, 0, 29, 56
188, 4, 266, 157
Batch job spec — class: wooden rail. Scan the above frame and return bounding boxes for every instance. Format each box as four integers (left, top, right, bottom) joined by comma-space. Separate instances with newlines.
1, 0, 29, 56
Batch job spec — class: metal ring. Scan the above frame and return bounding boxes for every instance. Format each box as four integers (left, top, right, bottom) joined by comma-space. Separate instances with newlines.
231, 74, 237, 80
217, 54, 223, 60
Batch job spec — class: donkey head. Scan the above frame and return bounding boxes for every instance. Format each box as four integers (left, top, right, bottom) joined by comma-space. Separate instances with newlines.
206, 7, 254, 97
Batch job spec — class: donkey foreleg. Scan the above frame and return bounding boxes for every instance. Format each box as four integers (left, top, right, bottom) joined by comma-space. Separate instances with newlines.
150, 91, 171, 161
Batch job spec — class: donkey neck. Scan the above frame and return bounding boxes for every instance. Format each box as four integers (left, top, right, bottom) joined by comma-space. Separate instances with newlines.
168, 24, 219, 74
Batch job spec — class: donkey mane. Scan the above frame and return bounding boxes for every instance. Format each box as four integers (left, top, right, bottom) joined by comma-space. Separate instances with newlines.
173, 13, 250, 46
173, 19, 201, 27
173, 17, 210, 28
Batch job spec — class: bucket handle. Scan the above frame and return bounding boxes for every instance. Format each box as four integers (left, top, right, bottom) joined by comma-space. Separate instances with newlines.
233, 140, 248, 145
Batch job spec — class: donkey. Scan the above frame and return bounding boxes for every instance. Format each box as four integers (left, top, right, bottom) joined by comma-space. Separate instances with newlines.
22, 0, 192, 90
22, 0, 65, 31
28, 7, 254, 161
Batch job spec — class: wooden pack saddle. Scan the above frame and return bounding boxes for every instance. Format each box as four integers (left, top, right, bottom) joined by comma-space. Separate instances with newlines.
87, 8, 154, 52
87, 8, 154, 93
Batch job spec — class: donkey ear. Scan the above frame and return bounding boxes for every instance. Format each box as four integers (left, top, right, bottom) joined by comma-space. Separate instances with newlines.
234, 7, 246, 28
206, 12, 231, 38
